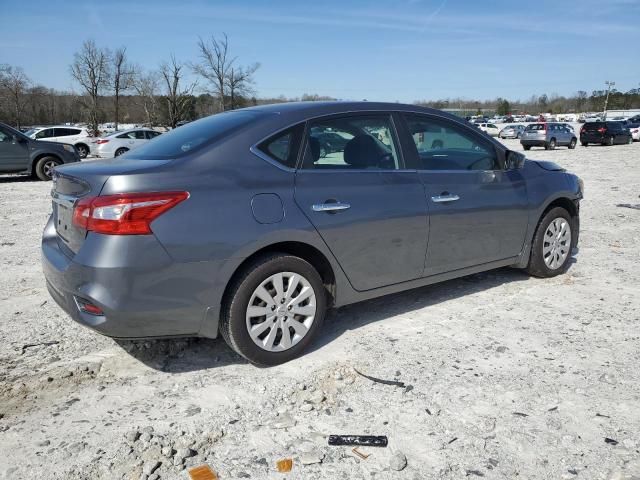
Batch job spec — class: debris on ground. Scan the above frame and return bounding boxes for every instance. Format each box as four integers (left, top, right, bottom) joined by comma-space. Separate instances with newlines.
389, 451, 408, 471
276, 458, 293, 473
353, 368, 406, 388
604, 437, 619, 446
328, 435, 388, 447
188, 464, 218, 480
616, 203, 640, 210
352, 447, 370, 460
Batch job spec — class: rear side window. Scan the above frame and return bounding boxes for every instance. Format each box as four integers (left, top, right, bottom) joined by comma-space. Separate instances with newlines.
526, 124, 546, 131
404, 114, 499, 171
256, 124, 304, 169
302, 115, 401, 170
129, 111, 264, 159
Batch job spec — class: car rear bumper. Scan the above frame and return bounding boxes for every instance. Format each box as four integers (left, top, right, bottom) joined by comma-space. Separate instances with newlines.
41, 216, 222, 339
580, 134, 605, 143
520, 139, 547, 147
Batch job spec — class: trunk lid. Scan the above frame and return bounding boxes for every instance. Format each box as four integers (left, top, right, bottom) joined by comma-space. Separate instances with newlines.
51, 158, 172, 255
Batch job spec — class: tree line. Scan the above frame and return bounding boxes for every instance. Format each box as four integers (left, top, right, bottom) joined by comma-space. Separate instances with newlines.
416, 89, 640, 116
2, 36, 639, 130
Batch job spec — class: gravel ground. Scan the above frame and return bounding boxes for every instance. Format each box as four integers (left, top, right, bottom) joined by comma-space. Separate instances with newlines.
1, 134, 639, 479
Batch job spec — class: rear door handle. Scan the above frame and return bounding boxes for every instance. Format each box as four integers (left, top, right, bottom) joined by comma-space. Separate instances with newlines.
312, 202, 351, 212
431, 194, 460, 203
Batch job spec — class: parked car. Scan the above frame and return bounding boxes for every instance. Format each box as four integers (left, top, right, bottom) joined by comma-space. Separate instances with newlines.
92, 128, 162, 157
42, 102, 583, 365
477, 123, 500, 136
499, 124, 525, 139
0, 122, 80, 180
520, 123, 577, 150
626, 122, 640, 141
580, 121, 633, 146
312, 131, 350, 157
24, 125, 93, 159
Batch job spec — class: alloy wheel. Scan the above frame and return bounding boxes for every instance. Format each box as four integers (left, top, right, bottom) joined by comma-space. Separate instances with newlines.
245, 272, 317, 352
42, 160, 58, 179
542, 217, 571, 270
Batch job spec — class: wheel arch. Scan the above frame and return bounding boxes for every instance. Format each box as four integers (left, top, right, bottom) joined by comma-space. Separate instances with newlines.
31, 152, 62, 177
220, 241, 337, 318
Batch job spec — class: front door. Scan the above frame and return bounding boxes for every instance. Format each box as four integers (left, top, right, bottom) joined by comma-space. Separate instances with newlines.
0, 126, 29, 171
294, 113, 428, 291
401, 113, 529, 276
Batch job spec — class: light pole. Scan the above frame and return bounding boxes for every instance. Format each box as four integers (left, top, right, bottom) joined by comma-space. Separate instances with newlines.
603, 80, 615, 120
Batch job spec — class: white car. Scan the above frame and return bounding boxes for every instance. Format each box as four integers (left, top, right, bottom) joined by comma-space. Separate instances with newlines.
477, 123, 500, 136
24, 125, 93, 158
628, 124, 640, 141
92, 128, 161, 158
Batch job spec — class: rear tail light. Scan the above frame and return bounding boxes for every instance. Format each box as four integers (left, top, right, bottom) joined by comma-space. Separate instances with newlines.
96, 139, 109, 144
598, 127, 607, 134
72, 191, 189, 235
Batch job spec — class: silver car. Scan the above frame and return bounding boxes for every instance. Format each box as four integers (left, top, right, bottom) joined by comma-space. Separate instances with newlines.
520, 123, 577, 151
499, 124, 525, 139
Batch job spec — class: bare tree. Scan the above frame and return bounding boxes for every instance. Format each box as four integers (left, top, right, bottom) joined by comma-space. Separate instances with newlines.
227, 63, 259, 110
133, 69, 161, 126
111, 47, 136, 130
0, 64, 32, 128
70, 39, 110, 134
192, 34, 233, 112
159, 55, 196, 128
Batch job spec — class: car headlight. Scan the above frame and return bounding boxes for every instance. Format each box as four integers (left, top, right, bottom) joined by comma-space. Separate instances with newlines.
62, 144, 75, 153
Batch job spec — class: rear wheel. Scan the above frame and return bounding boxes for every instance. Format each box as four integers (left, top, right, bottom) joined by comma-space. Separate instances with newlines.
628, 136, 633, 145
568, 138, 577, 149
545, 138, 556, 150
114, 147, 128, 157
525, 207, 574, 278
581, 142, 588, 147
523, 145, 531, 151
35, 156, 61, 181
76, 143, 89, 158
220, 254, 327, 366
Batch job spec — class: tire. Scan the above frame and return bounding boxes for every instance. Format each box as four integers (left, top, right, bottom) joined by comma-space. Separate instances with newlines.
545, 138, 556, 150
568, 138, 577, 149
220, 253, 327, 366
581, 142, 588, 147
628, 136, 633, 145
523, 145, 531, 151
76, 143, 89, 158
114, 148, 128, 157
525, 207, 574, 278
34, 156, 61, 181
606, 136, 614, 146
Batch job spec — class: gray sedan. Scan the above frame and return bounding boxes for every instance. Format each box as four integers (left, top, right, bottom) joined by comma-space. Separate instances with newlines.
42, 102, 583, 365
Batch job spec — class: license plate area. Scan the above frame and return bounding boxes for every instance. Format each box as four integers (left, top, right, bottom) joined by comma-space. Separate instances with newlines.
55, 203, 73, 241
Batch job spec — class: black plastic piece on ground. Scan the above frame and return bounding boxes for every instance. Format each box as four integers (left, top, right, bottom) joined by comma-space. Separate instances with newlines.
328, 435, 388, 447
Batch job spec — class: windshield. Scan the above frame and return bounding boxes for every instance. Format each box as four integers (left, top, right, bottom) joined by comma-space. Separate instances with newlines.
127, 111, 265, 159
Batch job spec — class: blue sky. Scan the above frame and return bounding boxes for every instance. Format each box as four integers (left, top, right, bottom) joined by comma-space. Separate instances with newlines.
2, 0, 639, 102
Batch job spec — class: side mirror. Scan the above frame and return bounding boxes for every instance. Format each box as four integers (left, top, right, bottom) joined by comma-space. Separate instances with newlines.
506, 150, 525, 170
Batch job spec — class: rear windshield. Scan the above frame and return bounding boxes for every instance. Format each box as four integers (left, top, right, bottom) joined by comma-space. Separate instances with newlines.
583, 122, 605, 131
525, 124, 546, 131
127, 111, 264, 159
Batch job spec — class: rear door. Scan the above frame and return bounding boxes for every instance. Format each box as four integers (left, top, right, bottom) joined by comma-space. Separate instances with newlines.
294, 113, 428, 291
0, 126, 29, 171
400, 113, 529, 276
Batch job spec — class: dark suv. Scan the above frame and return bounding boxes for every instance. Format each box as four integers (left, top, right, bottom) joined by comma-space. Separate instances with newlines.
580, 121, 633, 146
0, 123, 80, 180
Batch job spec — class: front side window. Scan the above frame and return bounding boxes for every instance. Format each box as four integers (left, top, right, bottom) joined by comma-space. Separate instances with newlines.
404, 114, 499, 171
302, 115, 400, 170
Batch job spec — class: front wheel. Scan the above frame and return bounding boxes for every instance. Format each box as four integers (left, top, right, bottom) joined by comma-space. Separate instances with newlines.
220, 254, 327, 366
628, 136, 633, 145
525, 207, 574, 278
35, 156, 61, 181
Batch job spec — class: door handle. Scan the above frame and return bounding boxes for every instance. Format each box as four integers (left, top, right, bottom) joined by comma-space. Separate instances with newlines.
431, 193, 460, 203
312, 202, 351, 212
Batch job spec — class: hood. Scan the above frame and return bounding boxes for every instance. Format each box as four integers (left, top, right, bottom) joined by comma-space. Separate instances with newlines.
530, 160, 565, 172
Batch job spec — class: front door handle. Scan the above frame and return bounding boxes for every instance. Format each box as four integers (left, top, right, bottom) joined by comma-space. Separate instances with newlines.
312, 202, 351, 212
431, 193, 460, 203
